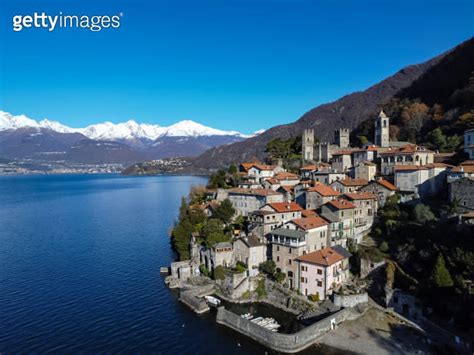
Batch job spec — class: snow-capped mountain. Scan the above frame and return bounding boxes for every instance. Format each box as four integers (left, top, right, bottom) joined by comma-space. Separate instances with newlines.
0, 110, 264, 165
0, 110, 257, 140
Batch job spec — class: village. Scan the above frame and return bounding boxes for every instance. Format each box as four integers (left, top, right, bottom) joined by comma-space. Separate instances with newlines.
164, 111, 474, 353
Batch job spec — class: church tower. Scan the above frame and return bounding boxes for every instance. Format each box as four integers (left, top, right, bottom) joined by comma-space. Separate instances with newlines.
375, 110, 390, 147
302, 129, 314, 162
335, 128, 350, 148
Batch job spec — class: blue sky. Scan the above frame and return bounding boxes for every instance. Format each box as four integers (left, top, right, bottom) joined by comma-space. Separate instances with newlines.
0, 0, 472, 134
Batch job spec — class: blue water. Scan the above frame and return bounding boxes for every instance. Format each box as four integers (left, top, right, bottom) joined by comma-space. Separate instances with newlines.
0, 174, 272, 353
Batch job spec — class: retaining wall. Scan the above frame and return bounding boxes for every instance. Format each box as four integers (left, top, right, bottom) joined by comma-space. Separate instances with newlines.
333, 292, 368, 308
179, 284, 215, 314
216, 306, 364, 353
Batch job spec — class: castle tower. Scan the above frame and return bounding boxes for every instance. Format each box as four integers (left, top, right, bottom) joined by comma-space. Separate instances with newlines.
375, 110, 390, 147
302, 129, 314, 162
335, 128, 350, 148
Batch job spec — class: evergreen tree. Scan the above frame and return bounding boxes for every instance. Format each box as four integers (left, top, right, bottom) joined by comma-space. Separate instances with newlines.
431, 254, 454, 288
213, 199, 235, 225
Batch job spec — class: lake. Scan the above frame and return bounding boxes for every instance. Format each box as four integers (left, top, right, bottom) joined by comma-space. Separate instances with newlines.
0, 174, 345, 354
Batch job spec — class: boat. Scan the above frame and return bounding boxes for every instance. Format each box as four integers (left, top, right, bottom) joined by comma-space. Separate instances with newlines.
204, 295, 221, 307
241, 313, 253, 320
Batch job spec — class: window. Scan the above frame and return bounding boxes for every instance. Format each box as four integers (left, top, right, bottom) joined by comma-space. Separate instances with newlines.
276, 246, 280, 251
317, 269, 322, 275
288, 259, 292, 265
276, 256, 280, 262
289, 248, 292, 254
317, 281, 322, 287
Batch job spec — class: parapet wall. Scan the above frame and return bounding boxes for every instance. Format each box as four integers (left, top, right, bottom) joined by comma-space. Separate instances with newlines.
333, 293, 368, 308
180, 284, 215, 314
216, 306, 364, 353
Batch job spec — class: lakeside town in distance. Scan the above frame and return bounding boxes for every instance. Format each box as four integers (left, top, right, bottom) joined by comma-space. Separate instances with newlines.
164, 111, 474, 353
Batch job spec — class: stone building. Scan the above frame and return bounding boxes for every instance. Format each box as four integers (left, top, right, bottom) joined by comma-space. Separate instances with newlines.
330, 178, 368, 194
449, 177, 474, 213
354, 161, 377, 181
361, 178, 397, 207
227, 188, 284, 216
302, 128, 351, 163
299, 183, 340, 210
344, 192, 378, 242
320, 199, 355, 247
233, 235, 266, 276
394, 163, 450, 198
248, 202, 303, 240
302, 129, 315, 162
200, 242, 234, 271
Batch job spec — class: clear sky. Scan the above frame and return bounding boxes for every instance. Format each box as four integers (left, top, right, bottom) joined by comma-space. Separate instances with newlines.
0, 0, 472, 134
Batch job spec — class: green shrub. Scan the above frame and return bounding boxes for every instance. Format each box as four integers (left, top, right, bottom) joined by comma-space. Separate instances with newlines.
259, 260, 276, 275
199, 264, 210, 277
256, 279, 266, 298
275, 271, 286, 284
309, 294, 320, 302
235, 261, 248, 273
213, 265, 225, 280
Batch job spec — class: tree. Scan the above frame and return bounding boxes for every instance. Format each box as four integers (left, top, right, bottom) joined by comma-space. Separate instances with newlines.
275, 272, 286, 284
431, 254, 453, 288
357, 135, 368, 147
207, 169, 228, 189
259, 260, 276, 275
426, 128, 447, 151
414, 204, 436, 224
213, 199, 235, 225
228, 164, 237, 174
213, 265, 225, 280
202, 218, 229, 247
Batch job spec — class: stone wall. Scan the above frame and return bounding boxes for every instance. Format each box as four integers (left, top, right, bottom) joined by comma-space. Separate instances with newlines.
333, 292, 368, 308
179, 284, 216, 314
216, 306, 364, 353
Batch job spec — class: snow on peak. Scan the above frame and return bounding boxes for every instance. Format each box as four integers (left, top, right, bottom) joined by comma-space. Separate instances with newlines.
0, 110, 250, 141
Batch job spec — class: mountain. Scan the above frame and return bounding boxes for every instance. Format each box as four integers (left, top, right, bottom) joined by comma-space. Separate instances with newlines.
0, 111, 260, 167
192, 39, 474, 169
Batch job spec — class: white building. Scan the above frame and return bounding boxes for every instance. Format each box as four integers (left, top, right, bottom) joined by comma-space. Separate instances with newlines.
394, 163, 450, 198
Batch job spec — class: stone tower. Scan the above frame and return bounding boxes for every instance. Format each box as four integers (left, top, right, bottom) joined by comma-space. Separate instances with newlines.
375, 110, 390, 147
335, 128, 350, 148
302, 129, 314, 162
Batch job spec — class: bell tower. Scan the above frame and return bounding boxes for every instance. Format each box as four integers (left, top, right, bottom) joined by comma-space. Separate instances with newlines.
302, 129, 314, 162
375, 110, 390, 147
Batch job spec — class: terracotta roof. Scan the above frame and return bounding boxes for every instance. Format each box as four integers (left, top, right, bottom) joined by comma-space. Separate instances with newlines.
296, 247, 347, 266
460, 160, 474, 166
274, 172, 299, 180
326, 198, 356, 210
250, 164, 277, 171
264, 177, 280, 185
240, 162, 259, 172
301, 165, 318, 171
450, 165, 474, 173
228, 188, 282, 196
375, 178, 397, 191
301, 209, 318, 218
266, 202, 303, 213
290, 216, 329, 230
379, 144, 434, 156
344, 192, 377, 200
307, 183, 340, 197
334, 178, 368, 187
394, 165, 428, 171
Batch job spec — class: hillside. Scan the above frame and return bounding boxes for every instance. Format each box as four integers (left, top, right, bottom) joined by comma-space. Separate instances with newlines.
192, 38, 474, 169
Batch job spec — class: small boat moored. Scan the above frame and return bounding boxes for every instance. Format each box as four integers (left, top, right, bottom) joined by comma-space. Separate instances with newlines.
204, 295, 221, 307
